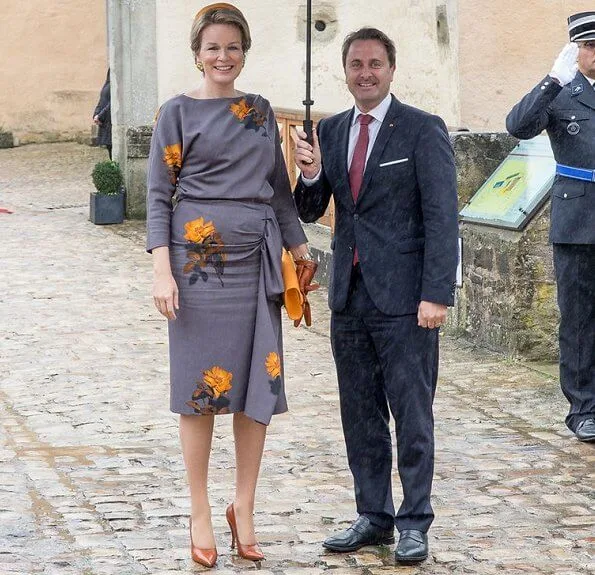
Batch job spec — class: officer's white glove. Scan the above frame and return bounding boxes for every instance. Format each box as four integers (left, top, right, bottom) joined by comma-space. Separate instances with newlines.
549, 43, 579, 86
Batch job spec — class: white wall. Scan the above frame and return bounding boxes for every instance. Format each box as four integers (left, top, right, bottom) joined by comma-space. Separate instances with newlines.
0, 0, 107, 143
155, 0, 460, 125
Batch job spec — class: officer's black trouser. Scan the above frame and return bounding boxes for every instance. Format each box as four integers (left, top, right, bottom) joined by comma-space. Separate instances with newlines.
553, 244, 595, 431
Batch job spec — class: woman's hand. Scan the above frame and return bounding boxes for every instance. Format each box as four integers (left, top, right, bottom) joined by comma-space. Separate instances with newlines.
289, 243, 310, 261
152, 247, 179, 320
153, 272, 179, 320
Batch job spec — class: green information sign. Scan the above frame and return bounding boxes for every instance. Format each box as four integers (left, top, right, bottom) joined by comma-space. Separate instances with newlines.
460, 136, 555, 230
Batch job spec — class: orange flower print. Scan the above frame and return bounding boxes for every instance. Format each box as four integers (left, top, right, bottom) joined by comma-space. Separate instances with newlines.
183, 251, 208, 272
186, 366, 233, 415
230, 98, 254, 121
229, 97, 269, 137
183, 217, 226, 286
184, 217, 216, 244
203, 366, 233, 398
163, 143, 182, 167
163, 143, 182, 185
265, 352, 281, 379
266, 352, 282, 396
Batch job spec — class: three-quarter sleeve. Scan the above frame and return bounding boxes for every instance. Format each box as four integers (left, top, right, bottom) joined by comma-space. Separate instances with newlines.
267, 108, 308, 248
146, 101, 183, 253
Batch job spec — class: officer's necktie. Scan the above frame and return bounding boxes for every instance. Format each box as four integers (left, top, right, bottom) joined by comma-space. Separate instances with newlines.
348, 114, 373, 265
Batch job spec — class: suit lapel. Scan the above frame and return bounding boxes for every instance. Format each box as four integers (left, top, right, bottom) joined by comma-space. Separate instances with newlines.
357, 96, 402, 203
573, 72, 595, 111
326, 109, 354, 203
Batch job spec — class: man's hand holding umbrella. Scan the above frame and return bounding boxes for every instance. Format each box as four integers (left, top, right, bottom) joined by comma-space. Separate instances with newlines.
292, 127, 322, 180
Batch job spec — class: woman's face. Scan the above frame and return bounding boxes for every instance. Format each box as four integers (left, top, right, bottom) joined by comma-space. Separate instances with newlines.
197, 24, 244, 88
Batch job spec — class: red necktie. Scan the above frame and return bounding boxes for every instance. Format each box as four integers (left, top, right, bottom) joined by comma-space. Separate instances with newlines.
349, 114, 373, 202
348, 114, 373, 264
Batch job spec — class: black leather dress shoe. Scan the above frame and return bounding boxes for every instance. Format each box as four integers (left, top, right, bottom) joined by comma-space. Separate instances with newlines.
575, 418, 595, 442
395, 529, 428, 563
322, 516, 394, 552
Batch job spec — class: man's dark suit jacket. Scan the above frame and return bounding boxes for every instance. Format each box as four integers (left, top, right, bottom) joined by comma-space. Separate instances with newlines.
506, 73, 595, 245
294, 95, 459, 316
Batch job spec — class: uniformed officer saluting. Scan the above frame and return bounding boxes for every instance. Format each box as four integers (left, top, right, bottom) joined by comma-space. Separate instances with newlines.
507, 12, 595, 443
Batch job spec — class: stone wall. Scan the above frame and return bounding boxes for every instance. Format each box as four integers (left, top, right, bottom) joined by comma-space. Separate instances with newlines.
451, 210, 559, 361
125, 127, 153, 219
447, 133, 559, 361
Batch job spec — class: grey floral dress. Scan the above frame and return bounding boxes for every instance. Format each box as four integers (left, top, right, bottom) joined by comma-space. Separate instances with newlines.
146, 94, 307, 425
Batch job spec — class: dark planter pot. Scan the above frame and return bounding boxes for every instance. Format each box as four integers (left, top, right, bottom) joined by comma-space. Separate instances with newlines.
0, 132, 14, 149
89, 191, 125, 225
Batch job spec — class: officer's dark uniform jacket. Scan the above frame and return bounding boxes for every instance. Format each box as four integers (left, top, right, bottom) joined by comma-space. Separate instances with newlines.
506, 72, 595, 244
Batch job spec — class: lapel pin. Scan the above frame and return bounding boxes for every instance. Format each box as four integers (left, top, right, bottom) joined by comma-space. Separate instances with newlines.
572, 85, 583, 95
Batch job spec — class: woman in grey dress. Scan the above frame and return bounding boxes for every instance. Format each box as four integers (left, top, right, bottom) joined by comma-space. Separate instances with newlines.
146, 3, 310, 567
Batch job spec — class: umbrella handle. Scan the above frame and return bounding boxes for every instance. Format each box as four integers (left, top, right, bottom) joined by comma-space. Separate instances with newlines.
303, 119, 314, 145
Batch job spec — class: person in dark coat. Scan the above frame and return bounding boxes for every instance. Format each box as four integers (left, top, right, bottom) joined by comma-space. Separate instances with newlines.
506, 12, 595, 443
93, 69, 112, 159
292, 27, 458, 564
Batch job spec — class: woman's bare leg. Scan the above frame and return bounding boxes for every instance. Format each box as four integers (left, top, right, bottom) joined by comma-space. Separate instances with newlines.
231, 412, 267, 544
179, 414, 216, 548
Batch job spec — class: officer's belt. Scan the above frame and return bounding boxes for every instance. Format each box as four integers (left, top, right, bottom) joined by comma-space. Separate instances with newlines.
556, 164, 595, 183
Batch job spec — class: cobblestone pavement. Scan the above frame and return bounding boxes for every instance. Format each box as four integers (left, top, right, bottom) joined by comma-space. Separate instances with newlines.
1, 143, 593, 575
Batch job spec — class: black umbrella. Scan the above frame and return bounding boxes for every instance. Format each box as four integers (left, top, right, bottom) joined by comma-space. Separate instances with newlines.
303, 0, 314, 144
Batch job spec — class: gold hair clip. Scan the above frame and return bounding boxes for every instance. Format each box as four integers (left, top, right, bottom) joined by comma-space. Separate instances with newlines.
195, 2, 240, 21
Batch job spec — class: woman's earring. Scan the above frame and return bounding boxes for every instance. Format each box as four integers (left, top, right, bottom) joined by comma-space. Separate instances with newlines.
196, 61, 204, 72
242, 55, 246, 68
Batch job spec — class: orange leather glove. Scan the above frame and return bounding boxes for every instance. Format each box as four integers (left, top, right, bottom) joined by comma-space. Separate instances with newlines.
293, 259, 319, 327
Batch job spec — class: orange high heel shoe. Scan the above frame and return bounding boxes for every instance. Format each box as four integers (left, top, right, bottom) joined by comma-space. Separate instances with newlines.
225, 503, 264, 561
189, 518, 217, 568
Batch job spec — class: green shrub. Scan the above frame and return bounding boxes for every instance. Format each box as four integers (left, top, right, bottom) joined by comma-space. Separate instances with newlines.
91, 161, 124, 195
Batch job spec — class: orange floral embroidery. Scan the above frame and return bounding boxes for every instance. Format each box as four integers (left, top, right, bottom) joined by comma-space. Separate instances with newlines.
265, 352, 281, 379
186, 365, 233, 415
229, 97, 269, 137
163, 143, 182, 167
182, 217, 225, 286
230, 98, 254, 121
163, 143, 182, 185
266, 352, 282, 395
203, 366, 233, 398
184, 217, 216, 244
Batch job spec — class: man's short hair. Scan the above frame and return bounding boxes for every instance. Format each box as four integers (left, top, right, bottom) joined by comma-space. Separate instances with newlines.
341, 27, 396, 68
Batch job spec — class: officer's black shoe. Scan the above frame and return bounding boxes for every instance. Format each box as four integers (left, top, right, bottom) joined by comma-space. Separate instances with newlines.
395, 529, 428, 564
322, 516, 394, 552
575, 418, 595, 442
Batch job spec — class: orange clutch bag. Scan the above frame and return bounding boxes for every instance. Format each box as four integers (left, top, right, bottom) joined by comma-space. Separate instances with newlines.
281, 249, 304, 321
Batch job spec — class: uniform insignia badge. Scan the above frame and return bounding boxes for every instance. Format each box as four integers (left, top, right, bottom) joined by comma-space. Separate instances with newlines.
572, 84, 583, 95
567, 121, 580, 135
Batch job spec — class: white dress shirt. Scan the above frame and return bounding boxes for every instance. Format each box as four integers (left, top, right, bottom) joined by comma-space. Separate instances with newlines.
302, 92, 393, 185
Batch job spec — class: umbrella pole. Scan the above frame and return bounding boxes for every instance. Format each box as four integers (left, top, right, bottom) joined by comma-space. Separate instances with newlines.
303, 0, 314, 144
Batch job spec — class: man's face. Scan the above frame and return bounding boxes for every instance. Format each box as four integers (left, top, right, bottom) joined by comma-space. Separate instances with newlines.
577, 40, 595, 79
344, 39, 395, 112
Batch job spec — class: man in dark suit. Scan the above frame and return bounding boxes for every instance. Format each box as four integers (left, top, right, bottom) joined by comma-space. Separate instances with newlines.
506, 12, 595, 443
93, 69, 112, 159
292, 27, 458, 563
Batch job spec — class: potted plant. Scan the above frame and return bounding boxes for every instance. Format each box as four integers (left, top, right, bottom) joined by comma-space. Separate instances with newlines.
90, 160, 125, 224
